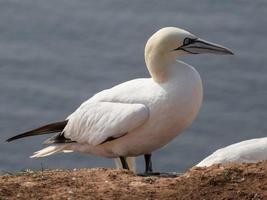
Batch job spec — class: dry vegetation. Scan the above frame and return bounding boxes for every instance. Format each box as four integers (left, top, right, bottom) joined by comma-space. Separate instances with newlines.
1, 161, 267, 200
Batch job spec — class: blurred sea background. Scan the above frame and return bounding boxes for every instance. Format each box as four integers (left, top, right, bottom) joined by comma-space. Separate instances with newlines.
0, 0, 267, 173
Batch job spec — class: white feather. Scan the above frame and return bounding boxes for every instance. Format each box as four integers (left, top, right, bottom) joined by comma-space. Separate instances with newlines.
30, 145, 69, 158
197, 137, 267, 167
64, 102, 149, 146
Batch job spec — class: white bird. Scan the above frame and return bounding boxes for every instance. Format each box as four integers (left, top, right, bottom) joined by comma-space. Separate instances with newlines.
196, 137, 267, 167
7, 27, 233, 175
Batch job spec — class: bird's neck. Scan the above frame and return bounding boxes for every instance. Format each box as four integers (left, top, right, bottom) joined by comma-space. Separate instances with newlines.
145, 52, 181, 83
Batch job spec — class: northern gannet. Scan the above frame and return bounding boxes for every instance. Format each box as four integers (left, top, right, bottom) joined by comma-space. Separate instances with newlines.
197, 137, 267, 167
7, 27, 233, 175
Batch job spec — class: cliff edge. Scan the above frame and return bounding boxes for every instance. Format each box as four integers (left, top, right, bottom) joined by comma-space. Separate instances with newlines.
1, 161, 267, 200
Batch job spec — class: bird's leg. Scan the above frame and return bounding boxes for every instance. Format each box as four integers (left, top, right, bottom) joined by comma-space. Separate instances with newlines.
120, 156, 129, 170
138, 154, 160, 176
138, 154, 179, 177
144, 154, 153, 173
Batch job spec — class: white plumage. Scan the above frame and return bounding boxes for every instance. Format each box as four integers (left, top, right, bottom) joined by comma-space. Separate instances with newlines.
8, 27, 233, 173
197, 137, 267, 167
38, 67, 203, 159
65, 101, 149, 146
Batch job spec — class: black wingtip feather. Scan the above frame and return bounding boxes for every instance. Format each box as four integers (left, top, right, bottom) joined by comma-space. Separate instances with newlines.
6, 120, 68, 142
43, 131, 75, 145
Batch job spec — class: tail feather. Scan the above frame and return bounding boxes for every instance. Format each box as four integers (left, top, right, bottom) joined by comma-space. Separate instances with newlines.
114, 157, 136, 173
6, 121, 67, 142
30, 144, 70, 158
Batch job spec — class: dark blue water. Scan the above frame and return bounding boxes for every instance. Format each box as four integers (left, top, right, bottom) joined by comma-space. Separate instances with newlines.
0, 0, 267, 173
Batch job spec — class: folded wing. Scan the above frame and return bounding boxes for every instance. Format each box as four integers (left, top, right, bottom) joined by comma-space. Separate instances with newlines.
64, 102, 149, 145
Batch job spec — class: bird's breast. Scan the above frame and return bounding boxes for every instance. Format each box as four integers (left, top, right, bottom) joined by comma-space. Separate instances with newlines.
139, 66, 203, 148
115, 79, 203, 156
95, 66, 203, 156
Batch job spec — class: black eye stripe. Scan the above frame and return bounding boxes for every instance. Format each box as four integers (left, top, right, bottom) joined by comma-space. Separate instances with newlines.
183, 38, 191, 45
172, 37, 197, 51
183, 37, 196, 46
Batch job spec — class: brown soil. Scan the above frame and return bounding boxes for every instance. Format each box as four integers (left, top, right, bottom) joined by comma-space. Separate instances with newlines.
1, 161, 267, 200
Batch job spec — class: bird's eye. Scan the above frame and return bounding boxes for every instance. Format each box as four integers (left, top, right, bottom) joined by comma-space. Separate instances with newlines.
183, 38, 195, 46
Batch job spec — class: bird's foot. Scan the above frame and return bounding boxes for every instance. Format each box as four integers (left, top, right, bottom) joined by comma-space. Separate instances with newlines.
137, 172, 180, 177
138, 171, 160, 177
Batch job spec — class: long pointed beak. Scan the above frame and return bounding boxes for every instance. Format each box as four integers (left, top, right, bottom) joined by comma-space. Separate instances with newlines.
182, 38, 234, 55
